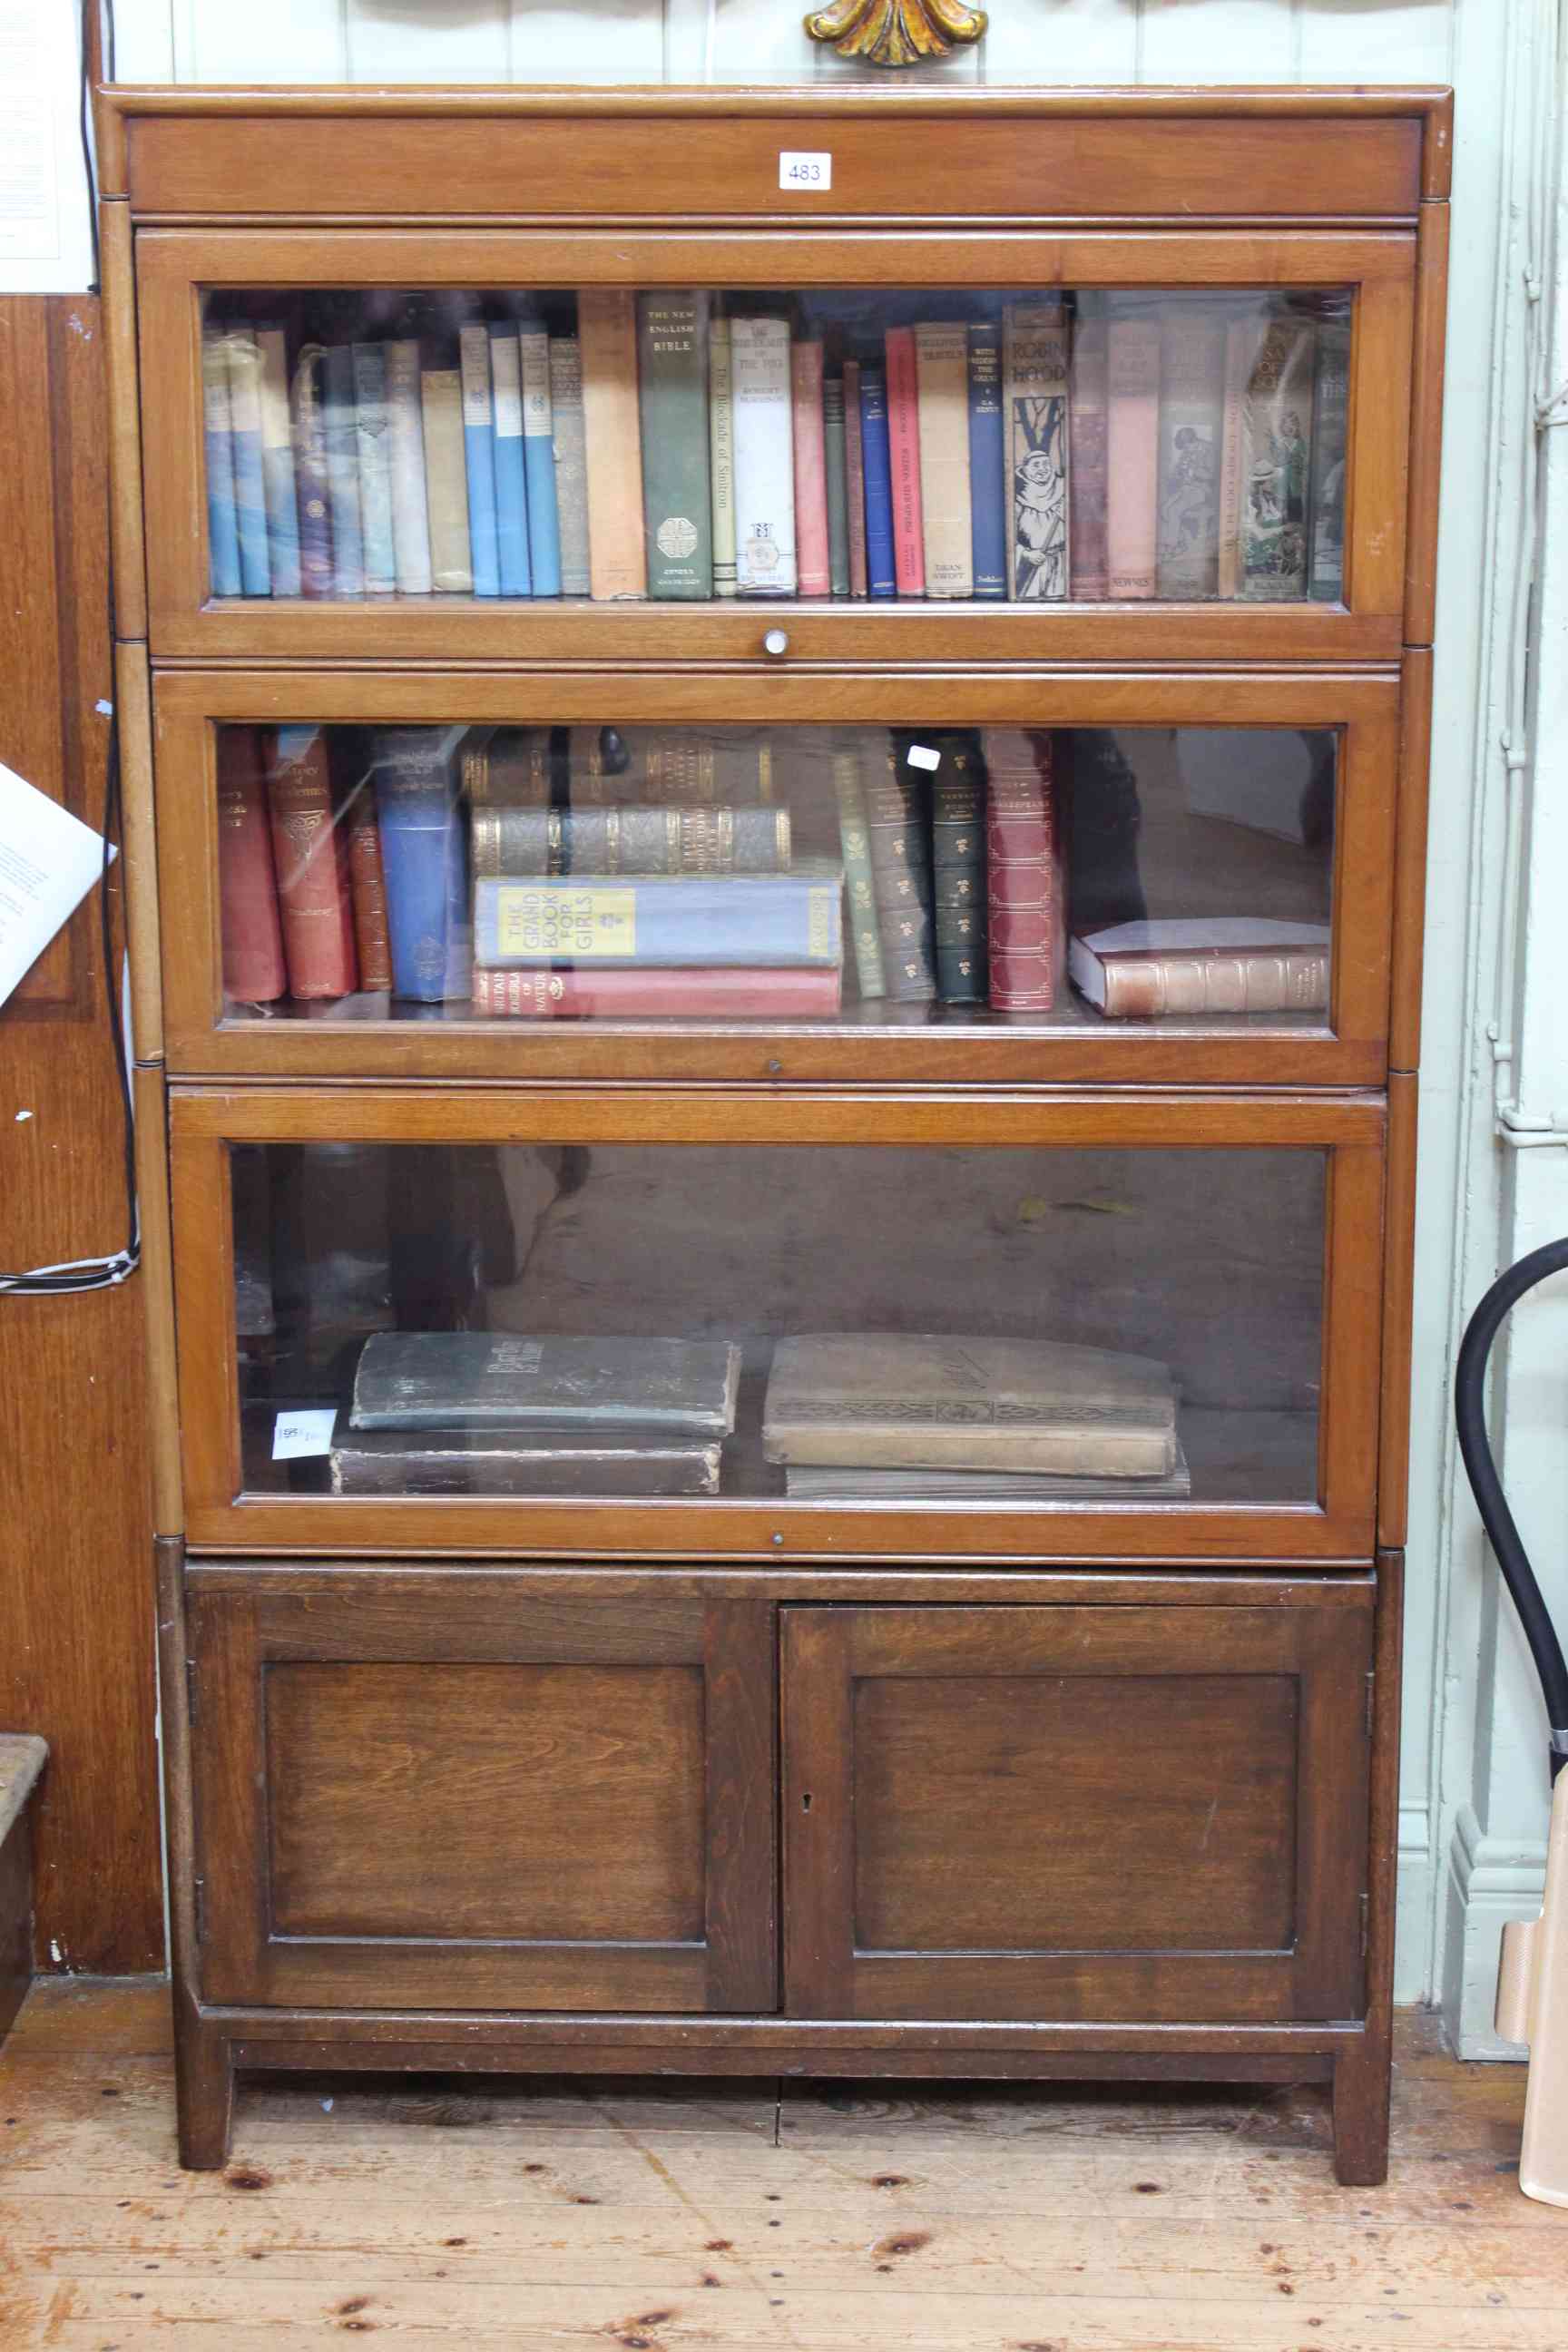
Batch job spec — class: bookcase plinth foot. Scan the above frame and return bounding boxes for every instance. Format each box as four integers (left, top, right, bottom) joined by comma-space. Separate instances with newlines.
1331, 2032, 1391, 2187
175, 2012, 234, 2171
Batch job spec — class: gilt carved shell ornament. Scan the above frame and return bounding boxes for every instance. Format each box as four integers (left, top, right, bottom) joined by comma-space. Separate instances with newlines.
803, 0, 988, 69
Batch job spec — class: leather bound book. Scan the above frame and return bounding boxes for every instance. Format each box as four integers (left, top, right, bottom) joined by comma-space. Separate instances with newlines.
349, 1330, 741, 1436
578, 289, 648, 601
637, 290, 713, 600
1069, 314, 1111, 600
265, 726, 358, 999
791, 338, 831, 598
842, 358, 869, 598
344, 789, 394, 993
470, 803, 790, 878
862, 736, 936, 1003
548, 335, 593, 597
1155, 306, 1227, 599
1003, 302, 1070, 602
1105, 311, 1161, 599
914, 321, 973, 597
470, 965, 842, 1019
884, 326, 926, 596
329, 1426, 723, 1497
929, 731, 988, 1004
984, 726, 1061, 1014
216, 726, 286, 1004
1070, 918, 1330, 1018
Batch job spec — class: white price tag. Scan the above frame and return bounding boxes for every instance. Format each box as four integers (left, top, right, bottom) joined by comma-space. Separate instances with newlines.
779, 151, 832, 191
906, 744, 942, 772
272, 1407, 337, 1462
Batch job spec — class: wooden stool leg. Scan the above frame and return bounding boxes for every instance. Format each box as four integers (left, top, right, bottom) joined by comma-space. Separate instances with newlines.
1331, 2031, 1391, 2186
175, 2010, 233, 2171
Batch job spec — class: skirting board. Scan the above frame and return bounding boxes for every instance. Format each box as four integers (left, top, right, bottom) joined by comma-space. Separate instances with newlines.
1444, 1802, 1548, 2058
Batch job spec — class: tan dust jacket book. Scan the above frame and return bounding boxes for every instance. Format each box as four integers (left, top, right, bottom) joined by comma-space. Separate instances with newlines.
577, 289, 648, 600
763, 1333, 1179, 1476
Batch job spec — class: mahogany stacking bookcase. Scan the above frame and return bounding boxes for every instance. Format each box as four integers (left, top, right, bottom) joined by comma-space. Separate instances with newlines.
96, 83, 1449, 2180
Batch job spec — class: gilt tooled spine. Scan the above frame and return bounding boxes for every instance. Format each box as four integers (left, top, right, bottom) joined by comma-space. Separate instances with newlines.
345, 796, 394, 992
863, 740, 936, 1003
217, 725, 287, 1003
265, 728, 358, 999
470, 804, 790, 877
985, 728, 1061, 1013
930, 737, 988, 1004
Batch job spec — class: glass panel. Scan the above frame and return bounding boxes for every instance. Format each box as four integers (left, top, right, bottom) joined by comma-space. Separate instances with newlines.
199, 287, 1351, 607
214, 720, 1334, 1033
231, 1142, 1324, 1509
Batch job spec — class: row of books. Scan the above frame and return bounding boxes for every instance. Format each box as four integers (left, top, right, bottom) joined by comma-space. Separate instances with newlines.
201, 289, 1348, 606
323, 1328, 1188, 1501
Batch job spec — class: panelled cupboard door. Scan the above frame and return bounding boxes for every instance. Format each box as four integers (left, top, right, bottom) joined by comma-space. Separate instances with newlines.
186, 1573, 777, 2012
782, 1603, 1373, 2024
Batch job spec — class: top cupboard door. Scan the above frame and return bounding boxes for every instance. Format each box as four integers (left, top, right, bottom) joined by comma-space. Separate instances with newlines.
133, 221, 1423, 665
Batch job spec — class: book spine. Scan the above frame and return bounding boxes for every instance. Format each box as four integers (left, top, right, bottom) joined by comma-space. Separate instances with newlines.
858, 365, 897, 599
1237, 317, 1316, 599
345, 795, 395, 992
730, 316, 796, 595
1105, 314, 1161, 599
628, 730, 775, 807
224, 333, 271, 596
914, 320, 973, 598
843, 358, 868, 599
1308, 315, 1350, 603
351, 341, 397, 595
458, 322, 501, 598
266, 727, 358, 999
864, 743, 936, 1002
467, 726, 553, 806
885, 327, 926, 596
471, 964, 843, 1018
519, 328, 563, 596
255, 327, 301, 597
488, 327, 534, 598
322, 343, 365, 597
1098, 947, 1330, 1018
1068, 316, 1110, 600
548, 337, 592, 597
830, 739, 886, 1000
1004, 302, 1071, 603
638, 290, 714, 601
985, 728, 1061, 1012
385, 339, 434, 595
419, 368, 474, 593
791, 340, 831, 598
373, 731, 471, 1001
473, 872, 842, 968
201, 330, 241, 598
470, 804, 791, 877
578, 289, 647, 601
966, 322, 1006, 601
216, 726, 287, 1002
709, 314, 739, 599
931, 738, 988, 1003
1216, 317, 1251, 599
290, 347, 334, 600
1155, 307, 1227, 599
822, 376, 851, 597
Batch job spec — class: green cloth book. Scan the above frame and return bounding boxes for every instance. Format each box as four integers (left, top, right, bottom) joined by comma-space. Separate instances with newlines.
638, 290, 714, 600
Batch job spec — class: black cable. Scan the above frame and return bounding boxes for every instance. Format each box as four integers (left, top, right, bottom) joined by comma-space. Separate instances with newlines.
1455, 1236, 1568, 1782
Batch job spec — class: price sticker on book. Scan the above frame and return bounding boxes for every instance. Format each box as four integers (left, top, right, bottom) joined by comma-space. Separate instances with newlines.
779, 151, 832, 191
272, 1407, 337, 1461
906, 744, 942, 772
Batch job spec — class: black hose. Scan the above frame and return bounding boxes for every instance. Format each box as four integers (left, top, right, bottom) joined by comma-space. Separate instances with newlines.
1455, 1235, 1568, 1783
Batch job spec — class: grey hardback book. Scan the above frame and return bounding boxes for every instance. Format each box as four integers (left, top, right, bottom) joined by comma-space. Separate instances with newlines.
763, 1332, 1178, 1475
350, 1332, 741, 1436
784, 1440, 1191, 1502
330, 1426, 722, 1496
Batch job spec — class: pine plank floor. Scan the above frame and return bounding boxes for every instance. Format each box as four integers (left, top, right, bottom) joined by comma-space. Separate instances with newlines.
0, 1984, 1562, 2349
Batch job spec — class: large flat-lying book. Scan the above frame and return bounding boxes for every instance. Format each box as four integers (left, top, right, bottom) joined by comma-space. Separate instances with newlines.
763, 1332, 1179, 1476
473, 864, 843, 968
783, 1443, 1191, 1502
329, 1426, 722, 1496
1070, 917, 1330, 1018
350, 1332, 741, 1436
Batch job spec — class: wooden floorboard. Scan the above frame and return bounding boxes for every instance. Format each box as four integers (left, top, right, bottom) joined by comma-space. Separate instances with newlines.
0, 1984, 1560, 2350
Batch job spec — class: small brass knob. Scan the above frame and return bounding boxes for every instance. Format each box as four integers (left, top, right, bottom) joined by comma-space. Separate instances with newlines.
763, 628, 789, 660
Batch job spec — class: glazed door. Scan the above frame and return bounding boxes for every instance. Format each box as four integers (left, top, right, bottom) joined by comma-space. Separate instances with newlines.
187, 1571, 776, 2012
782, 1601, 1372, 2024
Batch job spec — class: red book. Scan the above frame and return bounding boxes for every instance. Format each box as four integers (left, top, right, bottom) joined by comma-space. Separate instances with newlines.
265, 728, 358, 999
216, 726, 286, 1003
885, 327, 926, 596
983, 728, 1062, 1013
843, 358, 868, 598
345, 795, 394, 991
790, 339, 830, 598
470, 965, 843, 1019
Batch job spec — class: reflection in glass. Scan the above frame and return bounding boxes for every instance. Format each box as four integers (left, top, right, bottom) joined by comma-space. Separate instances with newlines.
199, 287, 1351, 607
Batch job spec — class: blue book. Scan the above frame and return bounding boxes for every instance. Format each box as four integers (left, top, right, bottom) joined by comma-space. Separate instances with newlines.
488, 326, 532, 596
519, 327, 563, 597
352, 342, 397, 594
202, 332, 241, 598
458, 323, 501, 598
858, 366, 897, 600
373, 729, 472, 1002
474, 861, 844, 970
225, 335, 270, 595
321, 344, 365, 596
255, 326, 301, 597
966, 322, 1007, 601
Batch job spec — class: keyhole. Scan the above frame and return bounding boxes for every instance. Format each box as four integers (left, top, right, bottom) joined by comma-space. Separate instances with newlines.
801, 1793, 812, 1812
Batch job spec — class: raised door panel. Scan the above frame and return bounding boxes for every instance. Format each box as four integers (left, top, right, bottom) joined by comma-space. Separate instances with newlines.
188, 1573, 776, 2011
782, 1602, 1372, 2024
